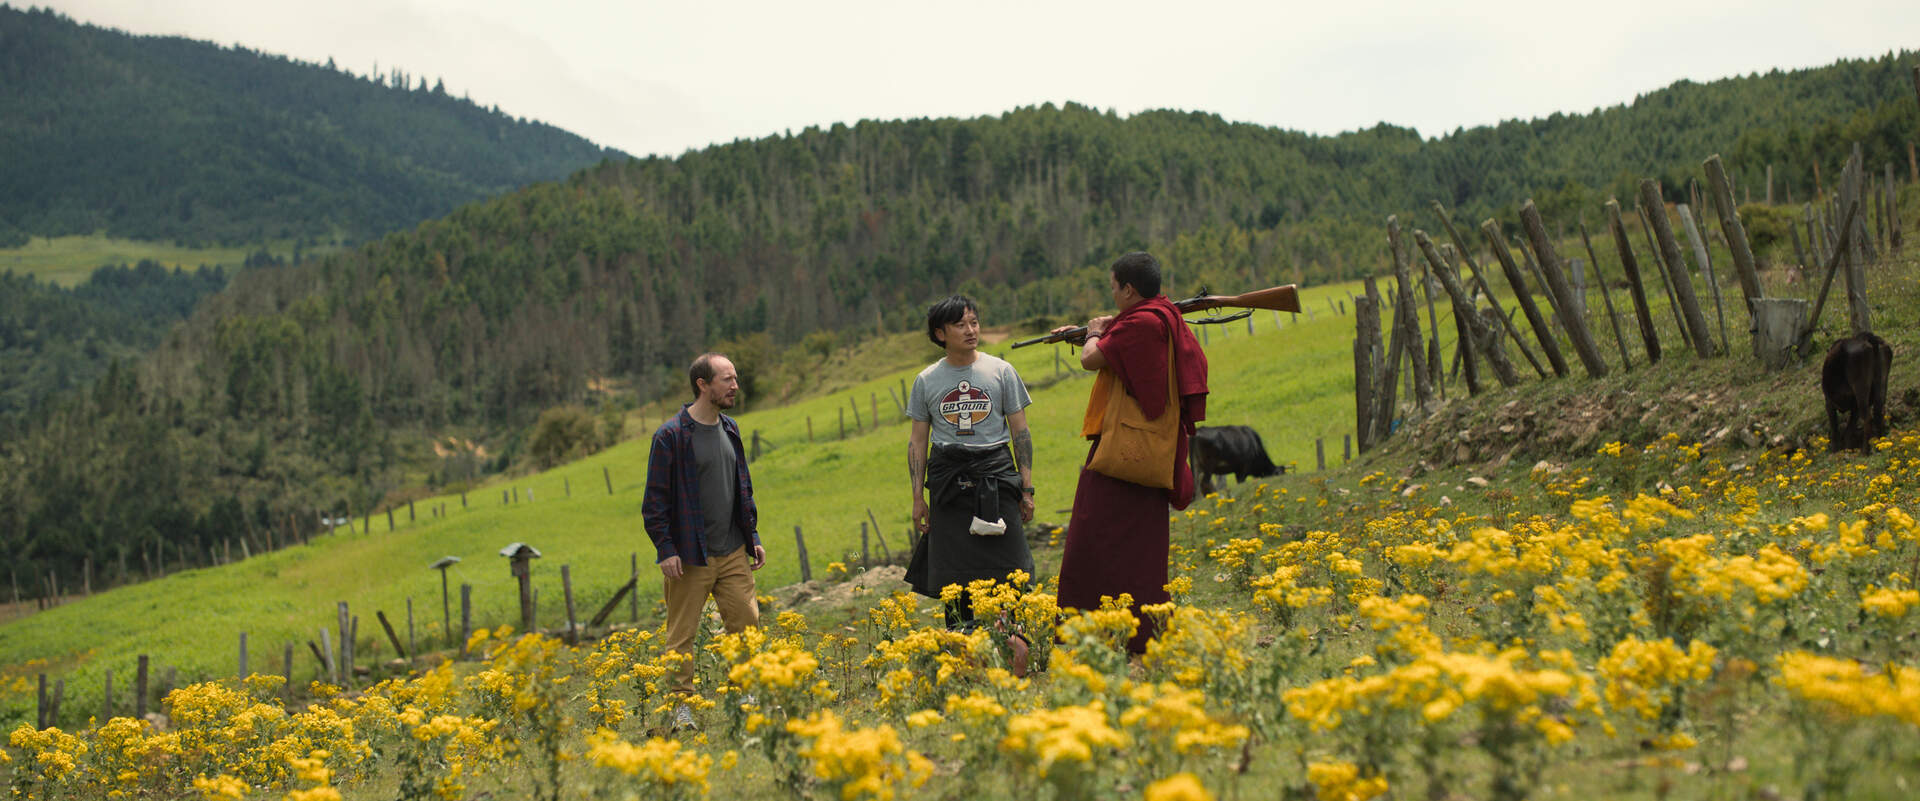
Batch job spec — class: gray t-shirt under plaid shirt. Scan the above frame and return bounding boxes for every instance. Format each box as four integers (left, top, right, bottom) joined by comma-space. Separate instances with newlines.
906, 353, 1032, 448
690, 419, 743, 557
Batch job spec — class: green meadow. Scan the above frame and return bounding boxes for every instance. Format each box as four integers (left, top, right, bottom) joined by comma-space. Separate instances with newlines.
0, 280, 1374, 727
0, 234, 328, 286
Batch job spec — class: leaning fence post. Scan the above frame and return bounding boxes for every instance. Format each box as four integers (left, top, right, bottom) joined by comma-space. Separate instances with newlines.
795, 526, 813, 582
604, 466, 614, 495
1677, 203, 1730, 354
562, 565, 579, 645
1481, 219, 1568, 377
1638, 180, 1717, 357
459, 584, 473, 660
377, 610, 407, 662
1520, 201, 1609, 377
1703, 155, 1765, 315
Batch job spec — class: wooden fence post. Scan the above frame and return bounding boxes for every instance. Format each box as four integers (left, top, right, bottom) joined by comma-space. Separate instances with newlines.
1677, 204, 1730, 354
1364, 276, 1400, 446
1841, 151, 1872, 334
1637, 181, 1717, 357
866, 508, 892, 561
1636, 202, 1695, 352
406, 598, 416, 666
1434, 203, 1545, 379
319, 627, 336, 684
1417, 230, 1518, 388
387, 508, 395, 532
377, 610, 407, 662
1578, 219, 1633, 370
562, 565, 579, 645
1386, 216, 1434, 413
1703, 155, 1766, 315
794, 526, 812, 582
459, 584, 472, 660
1352, 288, 1378, 452
1480, 219, 1568, 377
1520, 201, 1609, 377
135, 655, 148, 719
850, 396, 863, 432
603, 466, 613, 495
1315, 438, 1326, 472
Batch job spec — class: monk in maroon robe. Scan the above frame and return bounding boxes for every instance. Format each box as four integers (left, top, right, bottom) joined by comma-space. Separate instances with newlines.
1053, 252, 1207, 653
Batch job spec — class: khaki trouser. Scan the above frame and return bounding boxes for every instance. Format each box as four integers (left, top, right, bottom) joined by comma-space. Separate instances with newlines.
664, 546, 759, 695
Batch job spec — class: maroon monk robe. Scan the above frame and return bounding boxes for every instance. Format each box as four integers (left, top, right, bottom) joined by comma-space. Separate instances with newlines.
1055, 296, 1209, 653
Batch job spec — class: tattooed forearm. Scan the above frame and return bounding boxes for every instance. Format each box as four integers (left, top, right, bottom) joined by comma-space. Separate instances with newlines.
1012, 429, 1033, 475
909, 443, 927, 494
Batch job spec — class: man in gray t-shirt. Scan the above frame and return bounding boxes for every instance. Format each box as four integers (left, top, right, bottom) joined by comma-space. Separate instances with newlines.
906, 296, 1035, 654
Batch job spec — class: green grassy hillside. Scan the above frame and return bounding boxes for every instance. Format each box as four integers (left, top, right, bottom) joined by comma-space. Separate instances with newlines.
0, 280, 1368, 727
0, 235, 328, 287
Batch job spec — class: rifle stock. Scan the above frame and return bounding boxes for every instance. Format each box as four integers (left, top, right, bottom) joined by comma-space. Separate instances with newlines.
1009, 284, 1302, 348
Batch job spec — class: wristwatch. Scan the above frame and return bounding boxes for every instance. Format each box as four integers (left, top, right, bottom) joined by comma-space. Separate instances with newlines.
1021, 487, 1035, 495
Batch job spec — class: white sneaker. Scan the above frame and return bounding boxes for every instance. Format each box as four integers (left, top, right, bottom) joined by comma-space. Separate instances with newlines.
672, 703, 697, 731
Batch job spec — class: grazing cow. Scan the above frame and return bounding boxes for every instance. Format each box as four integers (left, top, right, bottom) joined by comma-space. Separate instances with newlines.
1822, 332, 1892, 453
1190, 425, 1284, 495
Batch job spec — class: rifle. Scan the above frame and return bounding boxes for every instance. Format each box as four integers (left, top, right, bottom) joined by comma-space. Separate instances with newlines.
1010, 284, 1303, 349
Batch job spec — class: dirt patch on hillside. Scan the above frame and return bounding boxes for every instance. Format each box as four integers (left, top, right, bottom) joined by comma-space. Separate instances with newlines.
774, 565, 909, 611
1384, 358, 1919, 473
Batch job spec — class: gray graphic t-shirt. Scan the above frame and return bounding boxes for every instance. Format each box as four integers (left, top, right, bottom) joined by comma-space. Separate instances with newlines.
906, 353, 1032, 447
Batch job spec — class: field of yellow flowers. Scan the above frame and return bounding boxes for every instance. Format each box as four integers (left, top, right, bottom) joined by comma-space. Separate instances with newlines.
8, 422, 1920, 800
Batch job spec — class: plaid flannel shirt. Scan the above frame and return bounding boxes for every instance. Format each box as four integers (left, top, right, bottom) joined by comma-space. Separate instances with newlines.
642, 404, 761, 566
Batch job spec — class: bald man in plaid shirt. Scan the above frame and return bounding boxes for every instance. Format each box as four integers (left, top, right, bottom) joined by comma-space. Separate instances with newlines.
644, 352, 766, 730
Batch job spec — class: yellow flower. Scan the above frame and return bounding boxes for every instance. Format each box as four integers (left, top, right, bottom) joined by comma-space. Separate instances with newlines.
1144, 772, 1215, 801
1861, 586, 1920, 618
193, 774, 249, 801
1307, 760, 1388, 801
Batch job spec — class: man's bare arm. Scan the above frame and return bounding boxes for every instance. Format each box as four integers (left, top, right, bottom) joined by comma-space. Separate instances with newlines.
909, 420, 931, 496
1008, 411, 1034, 485
909, 419, 932, 533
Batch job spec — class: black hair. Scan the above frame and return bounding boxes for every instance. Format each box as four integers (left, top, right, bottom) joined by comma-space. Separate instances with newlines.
1111, 251, 1162, 298
925, 295, 978, 348
688, 352, 728, 397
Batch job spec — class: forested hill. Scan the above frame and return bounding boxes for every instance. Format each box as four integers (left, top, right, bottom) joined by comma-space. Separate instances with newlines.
3, 47, 1916, 598
0, 5, 623, 247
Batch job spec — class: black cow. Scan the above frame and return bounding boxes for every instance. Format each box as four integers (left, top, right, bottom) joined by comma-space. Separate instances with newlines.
1190, 425, 1284, 495
1822, 332, 1892, 454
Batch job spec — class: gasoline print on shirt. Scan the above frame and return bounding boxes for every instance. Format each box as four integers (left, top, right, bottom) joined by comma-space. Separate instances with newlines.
938, 380, 993, 436
906, 353, 1031, 448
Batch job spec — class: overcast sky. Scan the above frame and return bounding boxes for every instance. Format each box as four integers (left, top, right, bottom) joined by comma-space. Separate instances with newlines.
39, 0, 1920, 157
